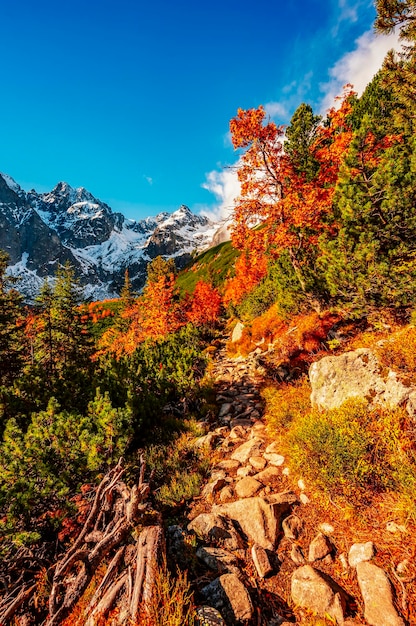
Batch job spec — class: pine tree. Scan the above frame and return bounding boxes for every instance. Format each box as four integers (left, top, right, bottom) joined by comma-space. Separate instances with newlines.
0, 251, 24, 388
30, 263, 95, 410
318, 70, 416, 311
120, 268, 135, 309
285, 103, 321, 181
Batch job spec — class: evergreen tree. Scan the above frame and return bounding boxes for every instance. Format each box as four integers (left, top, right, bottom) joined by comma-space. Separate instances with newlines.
318, 70, 416, 312
285, 103, 321, 181
0, 251, 24, 388
120, 268, 135, 308
29, 263, 95, 410
146, 256, 176, 284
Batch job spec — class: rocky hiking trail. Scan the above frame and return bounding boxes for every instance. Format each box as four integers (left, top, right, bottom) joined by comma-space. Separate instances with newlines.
1, 335, 414, 625
178, 336, 413, 626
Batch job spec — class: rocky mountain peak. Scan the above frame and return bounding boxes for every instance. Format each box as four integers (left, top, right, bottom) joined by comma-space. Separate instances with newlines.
1, 172, 222, 301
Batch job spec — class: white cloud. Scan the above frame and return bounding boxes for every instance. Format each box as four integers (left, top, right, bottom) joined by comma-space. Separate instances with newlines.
143, 175, 153, 185
320, 28, 402, 112
200, 165, 241, 222
264, 101, 288, 120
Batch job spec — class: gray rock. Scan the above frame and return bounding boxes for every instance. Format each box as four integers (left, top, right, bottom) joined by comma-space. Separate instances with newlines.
215, 459, 241, 472
356, 561, 405, 626
219, 402, 233, 418
197, 546, 241, 575
282, 514, 303, 541
213, 493, 296, 550
232, 321, 245, 343
235, 476, 263, 498
251, 544, 273, 578
291, 565, 346, 625
290, 544, 305, 565
196, 605, 226, 625
249, 455, 267, 471
230, 417, 253, 430
188, 513, 245, 551
253, 466, 281, 485
348, 541, 375, 568
202, 574, 253, 623
308, 532, 334, 562
231, 438, 264, 463
309, 348, 416, 416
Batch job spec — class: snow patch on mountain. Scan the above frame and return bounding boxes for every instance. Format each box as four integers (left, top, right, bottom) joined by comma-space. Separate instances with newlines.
0, 173, 22, 194
0, 173, 222, 301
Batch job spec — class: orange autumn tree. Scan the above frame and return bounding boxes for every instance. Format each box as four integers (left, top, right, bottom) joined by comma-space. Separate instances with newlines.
185, 279, 222, 326
229, 89, 354, 293
223, 248, 267, 306
97, 257, 182, 358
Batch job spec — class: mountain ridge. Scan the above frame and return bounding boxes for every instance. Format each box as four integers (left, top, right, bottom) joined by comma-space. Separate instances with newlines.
0, 172, 222, 301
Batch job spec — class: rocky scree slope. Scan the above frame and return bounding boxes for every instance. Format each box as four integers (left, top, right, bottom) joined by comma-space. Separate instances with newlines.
0, 172, 219, 301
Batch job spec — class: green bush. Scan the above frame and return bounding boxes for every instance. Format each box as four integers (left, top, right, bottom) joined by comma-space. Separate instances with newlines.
285, 398, 416, 506
263, 378, 311, 434
286, 400, 374, 498
145, 427, 210, 509
99, 324, 207, 437
0, 391, 133, 523
235, 253, 308, 321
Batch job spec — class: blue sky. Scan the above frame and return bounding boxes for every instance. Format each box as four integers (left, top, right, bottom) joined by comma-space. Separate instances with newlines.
0, 0, 400, 220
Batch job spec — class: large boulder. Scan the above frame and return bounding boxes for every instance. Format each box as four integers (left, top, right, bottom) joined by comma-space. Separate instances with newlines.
202, 574, 253, 623
291, 565, 346, 625
213, 492, 296, 550
356, 561, 405, 626
188, 513, 245, 551
309, 348, 416, 415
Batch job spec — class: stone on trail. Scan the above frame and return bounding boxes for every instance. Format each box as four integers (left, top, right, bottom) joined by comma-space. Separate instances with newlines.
231, 438, 264, 463
348, 541, 375, 568
251, 543, 273, 578
265, 441, 281, 454
202, 477, 228, 502
219, 402, 233, 418
188, 513, 245, 551
356, 561, 405, 626
253, 465, 281, 485
215, 459, 241, 472
290, 544, 305, 565
196, 546, 241, 576
264, 452, 285, 466
249, 455, 267, 471
235, 476, 262, 499
282, 514, 303, 541
202, 573, 253, 624
291, 565, 346, 625
213, 493, 296, 550
196, 605, 226, 626
308, 532, 334, 562
219, 485, 235, 503
236, 465, 255, 478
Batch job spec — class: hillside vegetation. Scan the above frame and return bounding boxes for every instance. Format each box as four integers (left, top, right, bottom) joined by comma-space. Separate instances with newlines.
0, 1, 415, 623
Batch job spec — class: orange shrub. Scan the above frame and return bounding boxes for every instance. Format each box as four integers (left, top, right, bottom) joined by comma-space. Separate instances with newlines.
224, 251, 267, 306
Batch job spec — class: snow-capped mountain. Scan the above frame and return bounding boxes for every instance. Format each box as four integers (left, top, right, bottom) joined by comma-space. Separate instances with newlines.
0, 173, 220, 301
